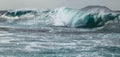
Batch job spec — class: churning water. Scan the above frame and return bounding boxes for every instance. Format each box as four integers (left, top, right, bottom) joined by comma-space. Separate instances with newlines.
0, 6, 120, 57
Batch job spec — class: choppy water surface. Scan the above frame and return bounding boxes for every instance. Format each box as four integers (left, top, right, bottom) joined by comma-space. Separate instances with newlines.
0, 27, 120, 57
0, 6, 120, 57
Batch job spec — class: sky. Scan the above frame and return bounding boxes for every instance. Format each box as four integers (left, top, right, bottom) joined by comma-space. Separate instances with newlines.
0, 0, 119, 10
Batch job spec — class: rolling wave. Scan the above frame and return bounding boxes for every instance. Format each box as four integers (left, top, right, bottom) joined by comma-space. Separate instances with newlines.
0, 6, 119, 30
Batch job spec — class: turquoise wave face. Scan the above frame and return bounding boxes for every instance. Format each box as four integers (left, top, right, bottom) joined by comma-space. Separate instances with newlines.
55, 7, 118, 28
0, 6, 119, 28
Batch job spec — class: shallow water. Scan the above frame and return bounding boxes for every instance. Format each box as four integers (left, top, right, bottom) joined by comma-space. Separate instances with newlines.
0, 27, 120, 57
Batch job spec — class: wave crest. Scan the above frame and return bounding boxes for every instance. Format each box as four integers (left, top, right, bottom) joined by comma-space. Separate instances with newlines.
0, 6, 119, 30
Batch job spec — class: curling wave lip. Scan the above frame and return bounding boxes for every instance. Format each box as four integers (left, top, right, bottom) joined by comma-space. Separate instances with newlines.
0, 6, 119, 28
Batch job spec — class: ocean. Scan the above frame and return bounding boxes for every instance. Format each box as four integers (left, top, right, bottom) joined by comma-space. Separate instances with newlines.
0, 6, 120, 57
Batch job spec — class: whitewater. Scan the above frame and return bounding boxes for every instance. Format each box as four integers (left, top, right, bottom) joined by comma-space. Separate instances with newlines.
0, 6, 120, 57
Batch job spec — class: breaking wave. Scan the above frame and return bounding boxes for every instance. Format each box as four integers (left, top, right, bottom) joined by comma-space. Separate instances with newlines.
0, 6, 119, 31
